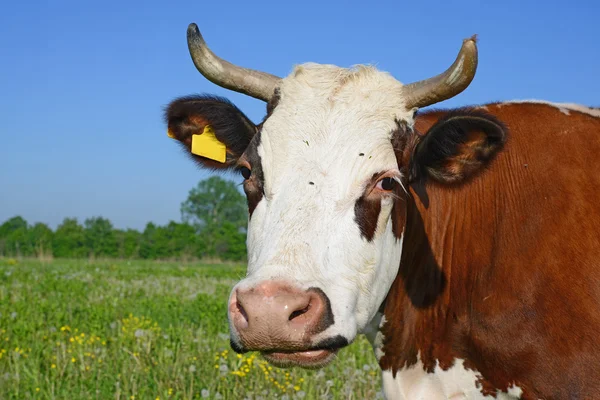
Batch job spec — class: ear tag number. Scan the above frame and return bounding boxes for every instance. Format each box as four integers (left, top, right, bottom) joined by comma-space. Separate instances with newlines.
191, 125, 227, 163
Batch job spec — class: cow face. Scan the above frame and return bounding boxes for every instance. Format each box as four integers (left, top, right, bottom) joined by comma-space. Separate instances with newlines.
237, 66, 411, 367
166, 26, 505, 368
166, 62, 506, 368
167, 65, 410, 367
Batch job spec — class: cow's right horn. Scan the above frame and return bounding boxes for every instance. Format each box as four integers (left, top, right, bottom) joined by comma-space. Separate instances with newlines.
403, 35, 478, 110
187, 23, 281, 102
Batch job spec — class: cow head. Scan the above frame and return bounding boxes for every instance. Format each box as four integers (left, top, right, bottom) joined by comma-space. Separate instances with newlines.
166, 24, 504, 368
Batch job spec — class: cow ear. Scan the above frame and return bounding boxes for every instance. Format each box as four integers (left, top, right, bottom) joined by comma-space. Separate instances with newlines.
165, 95, 257, 169
409, 110, 507, 184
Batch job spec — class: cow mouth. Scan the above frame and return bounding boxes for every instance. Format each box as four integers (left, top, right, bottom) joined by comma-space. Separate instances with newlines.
262, 348, 339, 369
231, 335, 349, 369
259, 335, 349, 369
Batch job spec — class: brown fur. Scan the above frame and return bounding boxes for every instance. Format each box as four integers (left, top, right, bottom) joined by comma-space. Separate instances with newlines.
239, 132, 265, 218
380, 102, 600, 399
354, 173, 384, 241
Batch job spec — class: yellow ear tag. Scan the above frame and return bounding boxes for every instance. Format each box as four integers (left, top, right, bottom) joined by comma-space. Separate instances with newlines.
167, 129, 176, 139
191, 125, 227, 163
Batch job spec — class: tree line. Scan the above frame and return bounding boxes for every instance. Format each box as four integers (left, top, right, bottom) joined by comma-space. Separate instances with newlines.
0, 177, 248, 261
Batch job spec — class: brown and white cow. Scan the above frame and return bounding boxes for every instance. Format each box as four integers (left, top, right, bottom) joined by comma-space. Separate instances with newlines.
165, 23, 600, 399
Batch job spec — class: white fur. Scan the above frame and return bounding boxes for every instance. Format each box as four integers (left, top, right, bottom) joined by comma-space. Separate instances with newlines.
382, 355, 524, 400
364, 311, 389, 361
234, 64, 410, 344
499, 100, 600, 118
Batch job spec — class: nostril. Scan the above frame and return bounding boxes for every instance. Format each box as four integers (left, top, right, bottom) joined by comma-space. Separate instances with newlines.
288, 303, 311, 321
236, 301, 249, 324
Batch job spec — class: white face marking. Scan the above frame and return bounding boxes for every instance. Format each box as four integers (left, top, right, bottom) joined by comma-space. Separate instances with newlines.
382, 354, 524, 400
235, 64, 411, 344
501, 100, 600, 118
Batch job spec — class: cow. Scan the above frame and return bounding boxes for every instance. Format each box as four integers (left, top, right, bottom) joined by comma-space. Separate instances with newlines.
165, 23, 600, 399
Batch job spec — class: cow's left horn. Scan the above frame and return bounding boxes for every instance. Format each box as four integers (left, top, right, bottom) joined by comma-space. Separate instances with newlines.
403, 35, 478, 110
187, 23, 281, 102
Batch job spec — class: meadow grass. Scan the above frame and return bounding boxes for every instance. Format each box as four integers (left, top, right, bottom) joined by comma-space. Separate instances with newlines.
0, 258, 382, 399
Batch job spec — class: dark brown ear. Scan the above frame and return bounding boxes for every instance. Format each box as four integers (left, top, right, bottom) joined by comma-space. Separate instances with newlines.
409, 109, 507, 184
164, 95, 257, 170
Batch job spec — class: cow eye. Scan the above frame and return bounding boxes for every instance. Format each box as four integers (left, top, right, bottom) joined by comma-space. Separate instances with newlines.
240, 167, 252, 180
376, 177, 396, 191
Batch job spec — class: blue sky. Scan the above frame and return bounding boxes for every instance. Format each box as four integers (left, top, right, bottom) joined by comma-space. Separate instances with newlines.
1, 0, 598, 230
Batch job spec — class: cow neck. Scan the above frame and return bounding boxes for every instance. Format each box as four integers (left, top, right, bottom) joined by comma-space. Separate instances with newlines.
378, 178, 476, 377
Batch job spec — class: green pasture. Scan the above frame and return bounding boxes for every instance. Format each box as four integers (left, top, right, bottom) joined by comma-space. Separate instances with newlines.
0, 259, 382, 399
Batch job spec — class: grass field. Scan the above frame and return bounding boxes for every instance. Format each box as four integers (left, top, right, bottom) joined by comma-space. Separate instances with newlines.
0, 259, 382, 399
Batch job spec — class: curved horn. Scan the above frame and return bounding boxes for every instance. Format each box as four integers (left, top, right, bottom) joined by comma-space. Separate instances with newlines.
403, 35, 478, 110
187, 23, 281, 102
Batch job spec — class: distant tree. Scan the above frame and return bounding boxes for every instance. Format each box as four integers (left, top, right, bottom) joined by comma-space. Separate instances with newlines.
139, 222, 158, 259
115, 228, 141, 259
181, 176, 247, 231
0, 216, 28, 236
0, 178, 249, 261
137, 221, 202, 260
53, 218, 87, 258
123, 229, 141, 258
149, 224, 170, 259
180, 177, 247, 260
164, 221, 205, 260
0, 216, 29, 256
29, 222, 54, 257
84, 217, 117, 258
214, 222, 247, 261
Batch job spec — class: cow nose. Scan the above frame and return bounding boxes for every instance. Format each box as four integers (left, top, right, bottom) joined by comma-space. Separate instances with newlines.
229, 282, 332, 350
